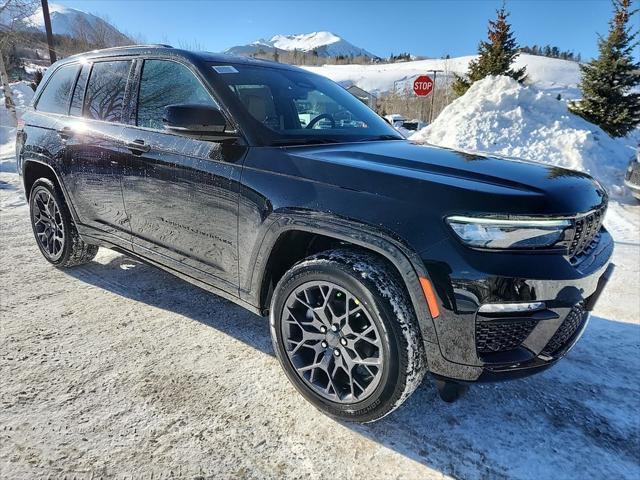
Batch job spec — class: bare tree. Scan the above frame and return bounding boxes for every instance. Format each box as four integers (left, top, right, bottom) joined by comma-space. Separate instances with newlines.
0, 0, 39, 125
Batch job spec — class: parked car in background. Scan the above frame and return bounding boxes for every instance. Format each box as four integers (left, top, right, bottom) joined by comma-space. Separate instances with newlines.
624, 146, 640, 201
384, 113, 427, 137
384, 113, 407, 127
17, 46, 614, 423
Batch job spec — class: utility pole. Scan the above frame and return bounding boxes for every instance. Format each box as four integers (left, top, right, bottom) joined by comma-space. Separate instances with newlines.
428, 69, 444, 124
41, 0, 57, 64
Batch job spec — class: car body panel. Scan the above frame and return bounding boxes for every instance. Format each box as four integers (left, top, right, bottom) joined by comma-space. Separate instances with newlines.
119, 125, 245, 294
60, 119, 131, 244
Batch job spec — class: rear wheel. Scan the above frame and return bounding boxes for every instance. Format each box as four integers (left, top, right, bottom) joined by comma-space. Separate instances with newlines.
270, 249, 427, 423
29, 178, 98, 267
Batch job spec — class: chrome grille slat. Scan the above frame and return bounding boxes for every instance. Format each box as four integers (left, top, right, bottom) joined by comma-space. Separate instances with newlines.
569, 205, 606, 261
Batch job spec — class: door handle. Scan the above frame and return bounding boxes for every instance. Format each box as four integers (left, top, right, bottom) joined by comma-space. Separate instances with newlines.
57, 126, 73, 139
127, 139, 151, 154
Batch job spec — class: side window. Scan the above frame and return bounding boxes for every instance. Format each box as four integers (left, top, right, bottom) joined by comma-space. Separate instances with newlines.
69, 63, 91, 117
233, 85, 278, 128
35, 64, 80, 115
84, 60, 132, 123
137, 60, 216, 130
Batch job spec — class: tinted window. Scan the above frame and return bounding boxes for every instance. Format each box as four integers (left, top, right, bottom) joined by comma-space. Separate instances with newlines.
84, 60, 132, 123
36, 64, 79, 115
69, 63, 90, 117
213, 64, 402, 146
137, 60, 216, 130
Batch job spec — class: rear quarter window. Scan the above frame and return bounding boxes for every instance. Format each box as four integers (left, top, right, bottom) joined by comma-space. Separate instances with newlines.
35, 64, 80, 115
84, 60, 133, 123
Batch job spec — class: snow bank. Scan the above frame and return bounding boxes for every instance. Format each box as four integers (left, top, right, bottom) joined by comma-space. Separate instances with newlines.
304, 54, 581, 97
1, 81, 34, 170
410, 75, 637, 194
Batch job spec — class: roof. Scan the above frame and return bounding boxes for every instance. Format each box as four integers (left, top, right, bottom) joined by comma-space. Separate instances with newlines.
58, 44, 303, 72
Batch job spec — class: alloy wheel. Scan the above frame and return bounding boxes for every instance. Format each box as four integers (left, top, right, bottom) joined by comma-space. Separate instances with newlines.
31, 188, 65, 261
281, 281, 384, 404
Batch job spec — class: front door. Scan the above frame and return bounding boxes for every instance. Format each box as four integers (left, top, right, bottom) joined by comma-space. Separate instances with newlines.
120, 58, 244, 294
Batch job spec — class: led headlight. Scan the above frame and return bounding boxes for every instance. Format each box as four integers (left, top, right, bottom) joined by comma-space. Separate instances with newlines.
446, 215, 571, 249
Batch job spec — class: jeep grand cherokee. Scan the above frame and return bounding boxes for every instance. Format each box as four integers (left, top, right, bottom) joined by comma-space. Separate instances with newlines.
16, 46, 614, 422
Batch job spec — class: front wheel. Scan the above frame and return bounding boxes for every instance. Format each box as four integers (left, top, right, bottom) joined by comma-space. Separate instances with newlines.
29, 178, 98, 267
270, 249, 427, 423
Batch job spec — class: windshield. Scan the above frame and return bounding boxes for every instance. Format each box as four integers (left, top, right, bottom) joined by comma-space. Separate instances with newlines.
210, 63, 403, 146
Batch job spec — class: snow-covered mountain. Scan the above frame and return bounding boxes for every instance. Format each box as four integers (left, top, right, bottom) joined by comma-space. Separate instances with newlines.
20, 3, 129, 45
225, 31, 377, 58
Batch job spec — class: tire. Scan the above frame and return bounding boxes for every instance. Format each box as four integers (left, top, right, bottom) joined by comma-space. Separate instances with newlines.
270, 248, 427, 423
29, 178, 98, 268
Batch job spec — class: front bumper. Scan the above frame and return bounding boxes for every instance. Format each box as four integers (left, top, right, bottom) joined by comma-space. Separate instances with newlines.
421, 229, 614, 382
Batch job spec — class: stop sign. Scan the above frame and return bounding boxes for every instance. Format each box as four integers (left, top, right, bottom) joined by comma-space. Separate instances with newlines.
413, 75, 434, 96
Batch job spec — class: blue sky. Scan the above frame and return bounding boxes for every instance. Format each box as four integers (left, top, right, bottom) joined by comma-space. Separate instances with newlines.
59, 0, 620, 60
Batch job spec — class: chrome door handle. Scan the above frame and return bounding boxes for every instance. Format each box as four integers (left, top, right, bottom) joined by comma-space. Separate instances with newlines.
127, 139, 150, 154
57, 126, 73, 139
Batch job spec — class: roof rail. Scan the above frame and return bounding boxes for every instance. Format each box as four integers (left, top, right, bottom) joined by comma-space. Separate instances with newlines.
91, 44, 174, 52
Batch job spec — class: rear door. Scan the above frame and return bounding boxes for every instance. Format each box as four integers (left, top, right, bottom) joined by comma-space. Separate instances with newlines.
120, 58, 245, 294
61, 59, 134, 246
21, 62, 80, 196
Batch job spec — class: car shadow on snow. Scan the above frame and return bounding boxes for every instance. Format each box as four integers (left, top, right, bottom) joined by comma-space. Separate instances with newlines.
65, 253, 640, 480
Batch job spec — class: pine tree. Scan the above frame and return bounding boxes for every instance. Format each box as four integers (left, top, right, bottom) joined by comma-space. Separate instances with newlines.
452, 5, 526, 96
569, 0, 640, 137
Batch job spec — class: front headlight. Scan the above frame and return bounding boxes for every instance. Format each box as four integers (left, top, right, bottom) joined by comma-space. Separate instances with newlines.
446, 215, 571, 249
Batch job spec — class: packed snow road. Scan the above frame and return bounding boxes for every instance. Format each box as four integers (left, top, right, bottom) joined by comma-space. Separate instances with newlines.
1, 167, 639, 479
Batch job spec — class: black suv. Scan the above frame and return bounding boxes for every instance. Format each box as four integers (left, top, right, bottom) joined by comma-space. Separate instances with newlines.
17, 46, 614, 422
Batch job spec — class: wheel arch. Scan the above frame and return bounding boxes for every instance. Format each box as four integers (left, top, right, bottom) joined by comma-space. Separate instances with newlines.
22, 159, 79, 221
247, 213, 440, 353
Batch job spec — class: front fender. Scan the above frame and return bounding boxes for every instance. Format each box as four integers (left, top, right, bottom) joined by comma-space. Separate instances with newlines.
241, 210, 440, 357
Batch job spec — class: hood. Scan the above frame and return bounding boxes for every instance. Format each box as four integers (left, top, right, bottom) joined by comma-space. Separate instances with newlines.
285, 140, 607, 216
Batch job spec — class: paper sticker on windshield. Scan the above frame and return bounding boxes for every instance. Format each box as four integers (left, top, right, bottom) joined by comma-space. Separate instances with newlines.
212, 65, 238, 74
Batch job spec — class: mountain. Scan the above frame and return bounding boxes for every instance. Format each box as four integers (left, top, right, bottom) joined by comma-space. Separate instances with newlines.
21, 3, 129, 46
225, 31, 377, 58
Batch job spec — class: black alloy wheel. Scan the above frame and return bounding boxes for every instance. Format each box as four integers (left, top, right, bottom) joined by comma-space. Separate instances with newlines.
281, 280, 384, 403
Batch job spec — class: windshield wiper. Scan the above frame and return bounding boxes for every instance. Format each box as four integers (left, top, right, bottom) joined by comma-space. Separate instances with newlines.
271, 135, 403, 147
362, 135, 404, 142
270, 138, 343, 146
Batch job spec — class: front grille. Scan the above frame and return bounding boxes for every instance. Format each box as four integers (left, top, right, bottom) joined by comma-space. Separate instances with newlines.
476, 319, 537, 354
541, 303, 587, 356
569, 206, 606, 260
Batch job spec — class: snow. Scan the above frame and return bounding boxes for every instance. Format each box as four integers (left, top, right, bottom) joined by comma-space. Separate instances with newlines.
0, 81, 34, 165
228, 31, 376, 58
269, 32, 342, 52
23, 63, 46, 76
1, 62, 639, 478
19, 2, 126, 43
23, 3, 99, 36
411, 76, 636, 190
304, 53, 581, 97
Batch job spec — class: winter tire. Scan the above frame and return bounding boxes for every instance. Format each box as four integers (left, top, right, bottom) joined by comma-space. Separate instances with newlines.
29, 178, 98, 267
270, 248, 427, 423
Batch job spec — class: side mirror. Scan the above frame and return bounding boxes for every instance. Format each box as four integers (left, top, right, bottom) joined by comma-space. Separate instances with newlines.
163, 104, 230, 134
